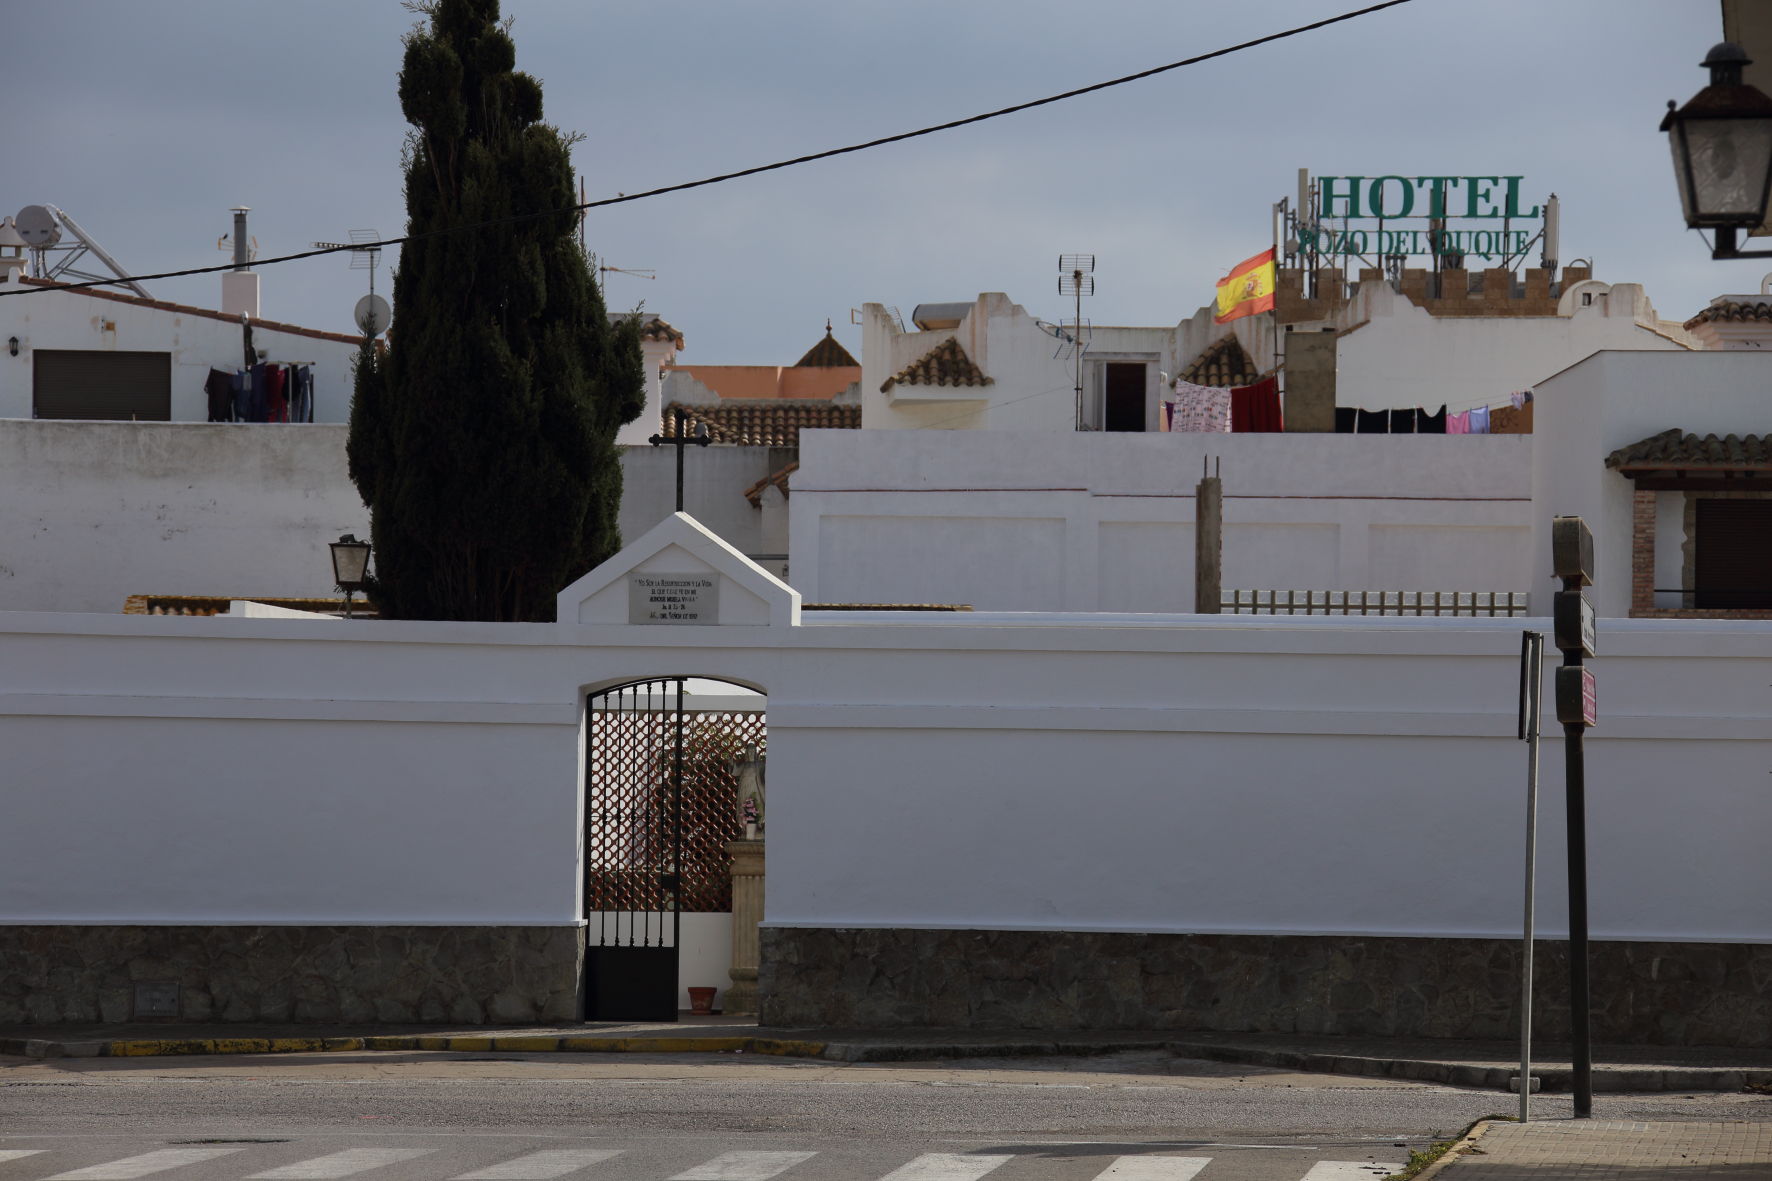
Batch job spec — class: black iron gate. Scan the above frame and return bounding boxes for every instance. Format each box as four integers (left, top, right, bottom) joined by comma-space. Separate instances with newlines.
583, 679, 763, 1020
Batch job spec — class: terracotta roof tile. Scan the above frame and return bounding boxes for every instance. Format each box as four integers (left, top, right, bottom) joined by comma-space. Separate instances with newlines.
17, 276, 363, 345
743, 461, 798, 506
1179, 334, 1260, 387
1683, 300, 1772, 329
661, 400, 859, 447
1606, 428, 1772, 471
795, 328, 858, 368
880, 336, 992, 394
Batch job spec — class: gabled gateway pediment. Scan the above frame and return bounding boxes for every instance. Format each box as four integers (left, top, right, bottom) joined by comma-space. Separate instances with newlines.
556, 512, 800, 627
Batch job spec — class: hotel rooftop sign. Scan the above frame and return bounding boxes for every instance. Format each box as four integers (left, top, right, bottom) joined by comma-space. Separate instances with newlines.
1298, 175, 1546, 263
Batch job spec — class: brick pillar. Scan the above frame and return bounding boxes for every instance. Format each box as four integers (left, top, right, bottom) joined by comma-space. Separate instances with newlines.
1630, 489, 1656, 616
1283, 330, 1337, 432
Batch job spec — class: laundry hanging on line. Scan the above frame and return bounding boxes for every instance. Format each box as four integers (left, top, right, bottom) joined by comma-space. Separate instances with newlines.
1333, 391, 1530, 434
206, 363, 317, 423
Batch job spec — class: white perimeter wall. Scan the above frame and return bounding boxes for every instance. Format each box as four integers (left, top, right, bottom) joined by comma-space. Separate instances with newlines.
2, 608, 1767, 946
791, 429, 1531, 610
0, 279, 361, 423
0, 421, 776, 613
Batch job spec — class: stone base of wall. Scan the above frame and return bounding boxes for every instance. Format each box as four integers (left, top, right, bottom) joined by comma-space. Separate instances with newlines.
0, 926, 582, 1025
760, 927, 1772, 1048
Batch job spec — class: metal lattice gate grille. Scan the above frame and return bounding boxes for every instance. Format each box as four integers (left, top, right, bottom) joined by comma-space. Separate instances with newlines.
583, 679, 764, 1020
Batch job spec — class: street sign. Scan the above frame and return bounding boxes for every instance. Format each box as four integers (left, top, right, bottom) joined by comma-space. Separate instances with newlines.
1556, 665, 1597, 727
1552, 517, 1594, 586
1553, 591, 1597, 657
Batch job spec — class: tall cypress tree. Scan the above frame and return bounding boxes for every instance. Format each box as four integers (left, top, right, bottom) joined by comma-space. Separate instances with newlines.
348, 0, 643, 621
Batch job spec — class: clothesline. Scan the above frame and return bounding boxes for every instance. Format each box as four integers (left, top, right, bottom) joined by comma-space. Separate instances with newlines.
1335, 390, 1533, 435
205, 362, 317, 424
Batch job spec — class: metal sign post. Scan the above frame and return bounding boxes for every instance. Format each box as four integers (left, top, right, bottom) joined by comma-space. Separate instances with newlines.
1516, 630, 1545, 1122
1550, 516, 1597, 1118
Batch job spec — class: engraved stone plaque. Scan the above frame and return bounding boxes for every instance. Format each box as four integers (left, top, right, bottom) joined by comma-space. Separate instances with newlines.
628, 574, 719, 624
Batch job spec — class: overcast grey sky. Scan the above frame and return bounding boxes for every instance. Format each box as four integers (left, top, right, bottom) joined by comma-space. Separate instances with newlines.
10, 0, 1741, 364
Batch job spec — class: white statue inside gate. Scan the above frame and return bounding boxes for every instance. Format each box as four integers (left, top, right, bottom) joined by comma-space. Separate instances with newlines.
732, 742, 765, 837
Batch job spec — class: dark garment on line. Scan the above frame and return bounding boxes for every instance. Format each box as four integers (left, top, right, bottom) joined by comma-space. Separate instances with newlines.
1230, 376, 1283, 433
231, 370, 251, 422
1389, 408, 1417, 434
287, 365, 313, 423
246, 364, 268, 422
205, 368, 234, 422
1419, 405, 1447, 434
1335, 407, 1357, 434
1355, 408, 1388, 434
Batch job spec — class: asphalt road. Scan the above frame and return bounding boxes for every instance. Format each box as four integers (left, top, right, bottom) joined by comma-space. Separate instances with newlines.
3, 1050, 1767, 1181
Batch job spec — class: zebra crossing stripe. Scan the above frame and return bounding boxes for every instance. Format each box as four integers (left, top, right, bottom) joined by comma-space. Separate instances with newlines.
1298, 1164, 1403, 1181
47, 1148, 248, 1180
875, 1154, 1014, 1181
450, 1151, 624, 1180
0, 1154, 48, 1165
669, 1152, 817, 1181
248, 1149, 435, 1179
1091, 1157, 1215, 1180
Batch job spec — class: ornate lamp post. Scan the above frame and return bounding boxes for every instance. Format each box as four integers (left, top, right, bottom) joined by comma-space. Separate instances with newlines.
329, 533, 371, 620
1662, 42, 1772, 259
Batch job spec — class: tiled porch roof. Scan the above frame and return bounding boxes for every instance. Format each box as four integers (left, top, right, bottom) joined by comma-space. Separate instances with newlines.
1606, 428, 1772, 472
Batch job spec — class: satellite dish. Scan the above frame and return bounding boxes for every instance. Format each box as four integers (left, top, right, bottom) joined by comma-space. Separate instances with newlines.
15, 205, 60, 248
354, 293, 391, 337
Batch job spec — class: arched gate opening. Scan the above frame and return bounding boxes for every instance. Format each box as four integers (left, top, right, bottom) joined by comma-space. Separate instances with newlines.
583, 677, 765, 1021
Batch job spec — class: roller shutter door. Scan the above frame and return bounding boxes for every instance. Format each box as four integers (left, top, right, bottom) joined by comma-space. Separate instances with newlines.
1694, 498, 1772, 610
33, 350, 172, 420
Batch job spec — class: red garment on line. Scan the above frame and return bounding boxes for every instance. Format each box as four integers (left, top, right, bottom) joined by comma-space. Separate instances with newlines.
261, 366, 288, 423
1230, 376, 1283, 432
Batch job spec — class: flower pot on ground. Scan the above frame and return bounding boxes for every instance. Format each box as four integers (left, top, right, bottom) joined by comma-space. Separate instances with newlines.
687, 987, 718, 1015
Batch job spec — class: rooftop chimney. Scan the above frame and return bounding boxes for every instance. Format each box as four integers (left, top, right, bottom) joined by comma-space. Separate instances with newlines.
221, 206, 260, 318
0, 216, 26, 282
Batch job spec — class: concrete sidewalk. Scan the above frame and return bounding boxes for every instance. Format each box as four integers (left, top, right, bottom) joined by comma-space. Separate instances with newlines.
3, 1019, 1768, 1095
1425, 1118, 1772, 1180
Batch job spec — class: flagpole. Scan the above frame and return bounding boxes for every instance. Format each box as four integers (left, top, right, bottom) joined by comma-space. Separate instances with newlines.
1272, 200, 1283, 391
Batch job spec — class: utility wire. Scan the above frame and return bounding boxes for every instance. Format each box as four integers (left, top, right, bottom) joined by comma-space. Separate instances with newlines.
0, 0, 1416, 300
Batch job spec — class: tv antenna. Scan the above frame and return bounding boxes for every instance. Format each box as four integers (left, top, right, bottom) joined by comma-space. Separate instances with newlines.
314, 230, 387, 338
313, 229, 383, 299
591, 251, 655, 294
1058, 254, 1095, 430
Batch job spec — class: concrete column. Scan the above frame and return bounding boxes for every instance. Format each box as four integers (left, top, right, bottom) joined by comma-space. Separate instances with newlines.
1194, 472, 1222, 613
724, 839, 765, 1016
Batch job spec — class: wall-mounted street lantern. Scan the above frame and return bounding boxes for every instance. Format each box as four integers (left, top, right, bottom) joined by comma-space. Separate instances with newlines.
329, 533, 371, 620
1663, 42, 1772, 259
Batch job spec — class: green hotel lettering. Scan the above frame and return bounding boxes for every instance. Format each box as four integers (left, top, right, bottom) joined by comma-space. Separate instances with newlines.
1299, 176, 1542, 261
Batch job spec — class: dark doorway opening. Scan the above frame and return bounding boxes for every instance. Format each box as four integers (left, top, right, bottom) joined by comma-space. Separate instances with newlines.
1103, 363, 1146, 432
1694, 499, 1772, 609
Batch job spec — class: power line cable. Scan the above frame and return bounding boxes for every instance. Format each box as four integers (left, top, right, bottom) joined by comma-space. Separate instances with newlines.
0, 0, 1416, 301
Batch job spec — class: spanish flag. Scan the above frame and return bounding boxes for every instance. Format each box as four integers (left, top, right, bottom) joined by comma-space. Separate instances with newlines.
1213, 247, 1277, 324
